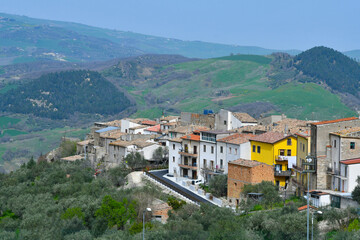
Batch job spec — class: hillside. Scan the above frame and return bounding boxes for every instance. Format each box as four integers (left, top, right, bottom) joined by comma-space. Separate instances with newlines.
0, 70, 133, 119
294, 46, 360, 96
103, 54, 355, 120
0, 12, 301, 64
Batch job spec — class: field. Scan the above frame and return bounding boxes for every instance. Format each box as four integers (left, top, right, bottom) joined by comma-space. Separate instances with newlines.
128, 55, 356, 120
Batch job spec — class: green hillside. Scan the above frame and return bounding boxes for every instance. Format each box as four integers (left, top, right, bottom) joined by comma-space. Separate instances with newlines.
104, 54, 355, 120
0, 70, 132, 119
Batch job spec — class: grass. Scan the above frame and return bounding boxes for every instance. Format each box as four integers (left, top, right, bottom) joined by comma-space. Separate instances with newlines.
132, 107, 163, 119
0, 129, 28, 137
0, 84, 18, 94
215, 54, 272, 64
0, 116, 21, 128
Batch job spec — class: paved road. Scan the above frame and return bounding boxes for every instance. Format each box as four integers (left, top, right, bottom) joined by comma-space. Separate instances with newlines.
148, 169, 215, 205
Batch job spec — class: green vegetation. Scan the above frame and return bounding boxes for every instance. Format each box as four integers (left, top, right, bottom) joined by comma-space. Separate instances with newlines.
0, 129, 27, 137
0, 84, 18, 94
0, 70, 131, 119
0, 116, 20, 128
295, 46, 360, 96
216, 54, 273, 64
208, 174, 228, 197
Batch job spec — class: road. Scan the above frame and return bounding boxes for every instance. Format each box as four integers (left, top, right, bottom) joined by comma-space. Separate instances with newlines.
147, 169, 215, 205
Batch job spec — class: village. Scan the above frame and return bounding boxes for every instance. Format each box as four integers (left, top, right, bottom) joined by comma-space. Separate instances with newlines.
54, 109, 360, 214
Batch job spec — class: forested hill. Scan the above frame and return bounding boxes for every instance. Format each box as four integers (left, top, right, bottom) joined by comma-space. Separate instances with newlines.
294, 46, 360, 96
0, 70, 132, 119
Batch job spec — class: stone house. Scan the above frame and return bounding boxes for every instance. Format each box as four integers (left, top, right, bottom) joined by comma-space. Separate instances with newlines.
227, 159, 274, 206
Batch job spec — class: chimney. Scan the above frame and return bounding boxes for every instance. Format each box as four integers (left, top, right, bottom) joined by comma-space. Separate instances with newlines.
284, 124, 288, 137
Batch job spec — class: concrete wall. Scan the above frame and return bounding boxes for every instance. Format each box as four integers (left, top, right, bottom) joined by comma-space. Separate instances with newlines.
348, 164, 360, 193
340, 197, 359, 209
199, 141, 217, 170
330, 135, 341, 170
216, 141, 227, 171
169, 141, 182, 177
180, 112, 215, 129
239, 142, 251, 160
142, 144, 160, 160
215, 109, 231, 131
340, 138, 360, 160
107, 145, 126, 165
121, 119, 141, 133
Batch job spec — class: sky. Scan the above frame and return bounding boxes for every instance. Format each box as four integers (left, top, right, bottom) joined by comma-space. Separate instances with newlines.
0, 0, 359, 51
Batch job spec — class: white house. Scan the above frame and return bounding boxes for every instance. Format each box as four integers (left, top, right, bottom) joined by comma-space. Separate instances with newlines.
168, 138, 182, 177
216, 133, 254, 174
215, 109, 257, 131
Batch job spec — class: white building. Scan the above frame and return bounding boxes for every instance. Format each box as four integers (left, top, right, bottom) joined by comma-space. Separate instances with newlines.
168, 138, 182, 177
216, 133, 254, 173
215, 109, 257, 131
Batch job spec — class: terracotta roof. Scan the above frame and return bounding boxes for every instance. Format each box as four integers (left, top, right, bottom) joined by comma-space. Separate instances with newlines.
161, 116, 179, 121
311, 117, 358, 126
163, 122, 177, 126
340, 158, 360, 165
295, 132, 310, 138
232, 112, 257, 123
271, 118, 310, 134
331, 127, 360, 137
61, 155, 83, 161
193, 126, 210, 133
237, 124, 267, 133
77, 139, 93, 146
127, 118, 151, 124
181, 134, 200, 141
217, 133, 255, 144
142, 120, 157, 126
298, 205, 317, 211
129, 125, 148, 130
110, 140, 133, 147
104, 120, 122, 127
168, 137, 183, 143
145, 124, 161, 133
110, 139, 157, 148
100, 129, 126, 139
169, 125, 209, 134
250, 132, 291, 144
229, 159, 265, 167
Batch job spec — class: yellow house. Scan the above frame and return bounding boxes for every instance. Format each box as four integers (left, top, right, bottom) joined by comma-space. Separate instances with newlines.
293, 132, 311, 195
250, 132, 297, 187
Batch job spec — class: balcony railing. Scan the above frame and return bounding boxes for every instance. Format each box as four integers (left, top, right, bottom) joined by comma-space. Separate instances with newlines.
275, 155, 289, 161
292, 164, 303, 172
201, 136, 216, 142
179, 163, 197, 170
274, 169, 292, 177
179, 151, 198, 157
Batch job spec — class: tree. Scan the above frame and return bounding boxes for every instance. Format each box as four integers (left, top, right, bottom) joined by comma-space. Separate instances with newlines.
95, 195, 137, 230
59, 140, 77, 158
208, 174, 227, 197
351, 176, 360, 204
124, 152, 147, 171
242, 181, 281, 209
152, 146, 168, 164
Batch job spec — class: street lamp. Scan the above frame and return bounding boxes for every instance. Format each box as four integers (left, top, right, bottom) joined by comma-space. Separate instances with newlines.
306, 156, 312, 240
312, 210, 322, 240
143, 207, 152, 240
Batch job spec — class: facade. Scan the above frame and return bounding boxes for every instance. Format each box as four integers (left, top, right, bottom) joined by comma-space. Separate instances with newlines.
178, 133, 201, 180
250, 132, 298, 188
310, 117, 360, 190
227, 159, 274, 205
214, 109, 257, 131
168, 138, 182, 177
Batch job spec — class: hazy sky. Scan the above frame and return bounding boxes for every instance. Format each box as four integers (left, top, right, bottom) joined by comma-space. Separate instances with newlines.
0, 0, 359, 51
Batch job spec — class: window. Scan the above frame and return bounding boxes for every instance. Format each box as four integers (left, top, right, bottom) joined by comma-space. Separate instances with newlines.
257, 146, 261, 153
203, 145, 206, 152
220, 159, 223, 168
252, 145, 256, 152
203, 159, 207, 167
350, 142, 355, 149
211, 146, 214, 154
235, 148, 238, 155
287, 149, 291, 156
334, 140, 336, 148
287, 138, 292, 146
279, 149, 285, 156
173, 144, 175, 150
173, 157, 175, 162
234, 182, 237, 186
224, 120, 227, 125
220, 146, 223, 153
229, 147, 232, 154
276, 181, 280, 187
303, 143, 305, 152
275, 164, 282, 172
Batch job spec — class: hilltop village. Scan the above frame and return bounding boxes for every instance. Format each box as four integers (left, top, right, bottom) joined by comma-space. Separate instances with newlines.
53, 109, 360, 210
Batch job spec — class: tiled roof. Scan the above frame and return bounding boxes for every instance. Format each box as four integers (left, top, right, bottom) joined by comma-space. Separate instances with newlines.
217, 133, 255, 144
169, 125, 209, 134
271, 118, 310, 134
100, 129, 126, 139
77, 139, 93, 146
163, 122, 177, 126
61, 155, 83, 161
168, 137, 183, 143
110, 140, 133, 147
232, 112, 257, 123
142, 120, 157, 126
250, 132, 290, 144
110, 139, 157, 148
298, 205, 317, 211
129, 125, 148, 130
181, 134, 200, 141
229, 159, 265, 167
331, 127, 360, 137
311, 117, 358, 126
340, 158, 360, 165
104, 120, 122, 127
161, 116, 179, 121
145, 124, 161, 133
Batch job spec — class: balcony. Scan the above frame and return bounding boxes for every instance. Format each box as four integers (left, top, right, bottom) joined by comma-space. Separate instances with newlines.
179, 161, 197, 170
179, 151, 198, 157
327, 167, 340, 176
274, 169, 292, 177
302, 159, 316, 173
292, 164, 304, 172
275, 155, 289, 161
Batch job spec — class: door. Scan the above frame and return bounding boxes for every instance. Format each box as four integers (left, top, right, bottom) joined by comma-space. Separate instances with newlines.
193, 146, 197, 154
193, 170, 197, 179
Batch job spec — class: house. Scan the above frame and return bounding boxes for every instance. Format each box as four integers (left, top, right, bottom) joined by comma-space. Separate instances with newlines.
76, 139, 93, 155
180, 112, 215, 129
151, 199, 172, 224
160, 115, 179, 123
216, 133, 255, 173
330, 158, 360, 193
250, 132, 298, 188
144, 124, 162, 135
107, 139, 159, 167
99, 129, 126, 153
168, 125, 208, 139
177, 133, 201, 180
215, 109, 257, 131
168, 138, 182, 177
121, 118, 150, 133
128, 125, 148, 134
93, 126, 119, 146
199, 130, 232, 182
227, 159, 274, 206
305, 190, 331, 208
310, 117, 360, 190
